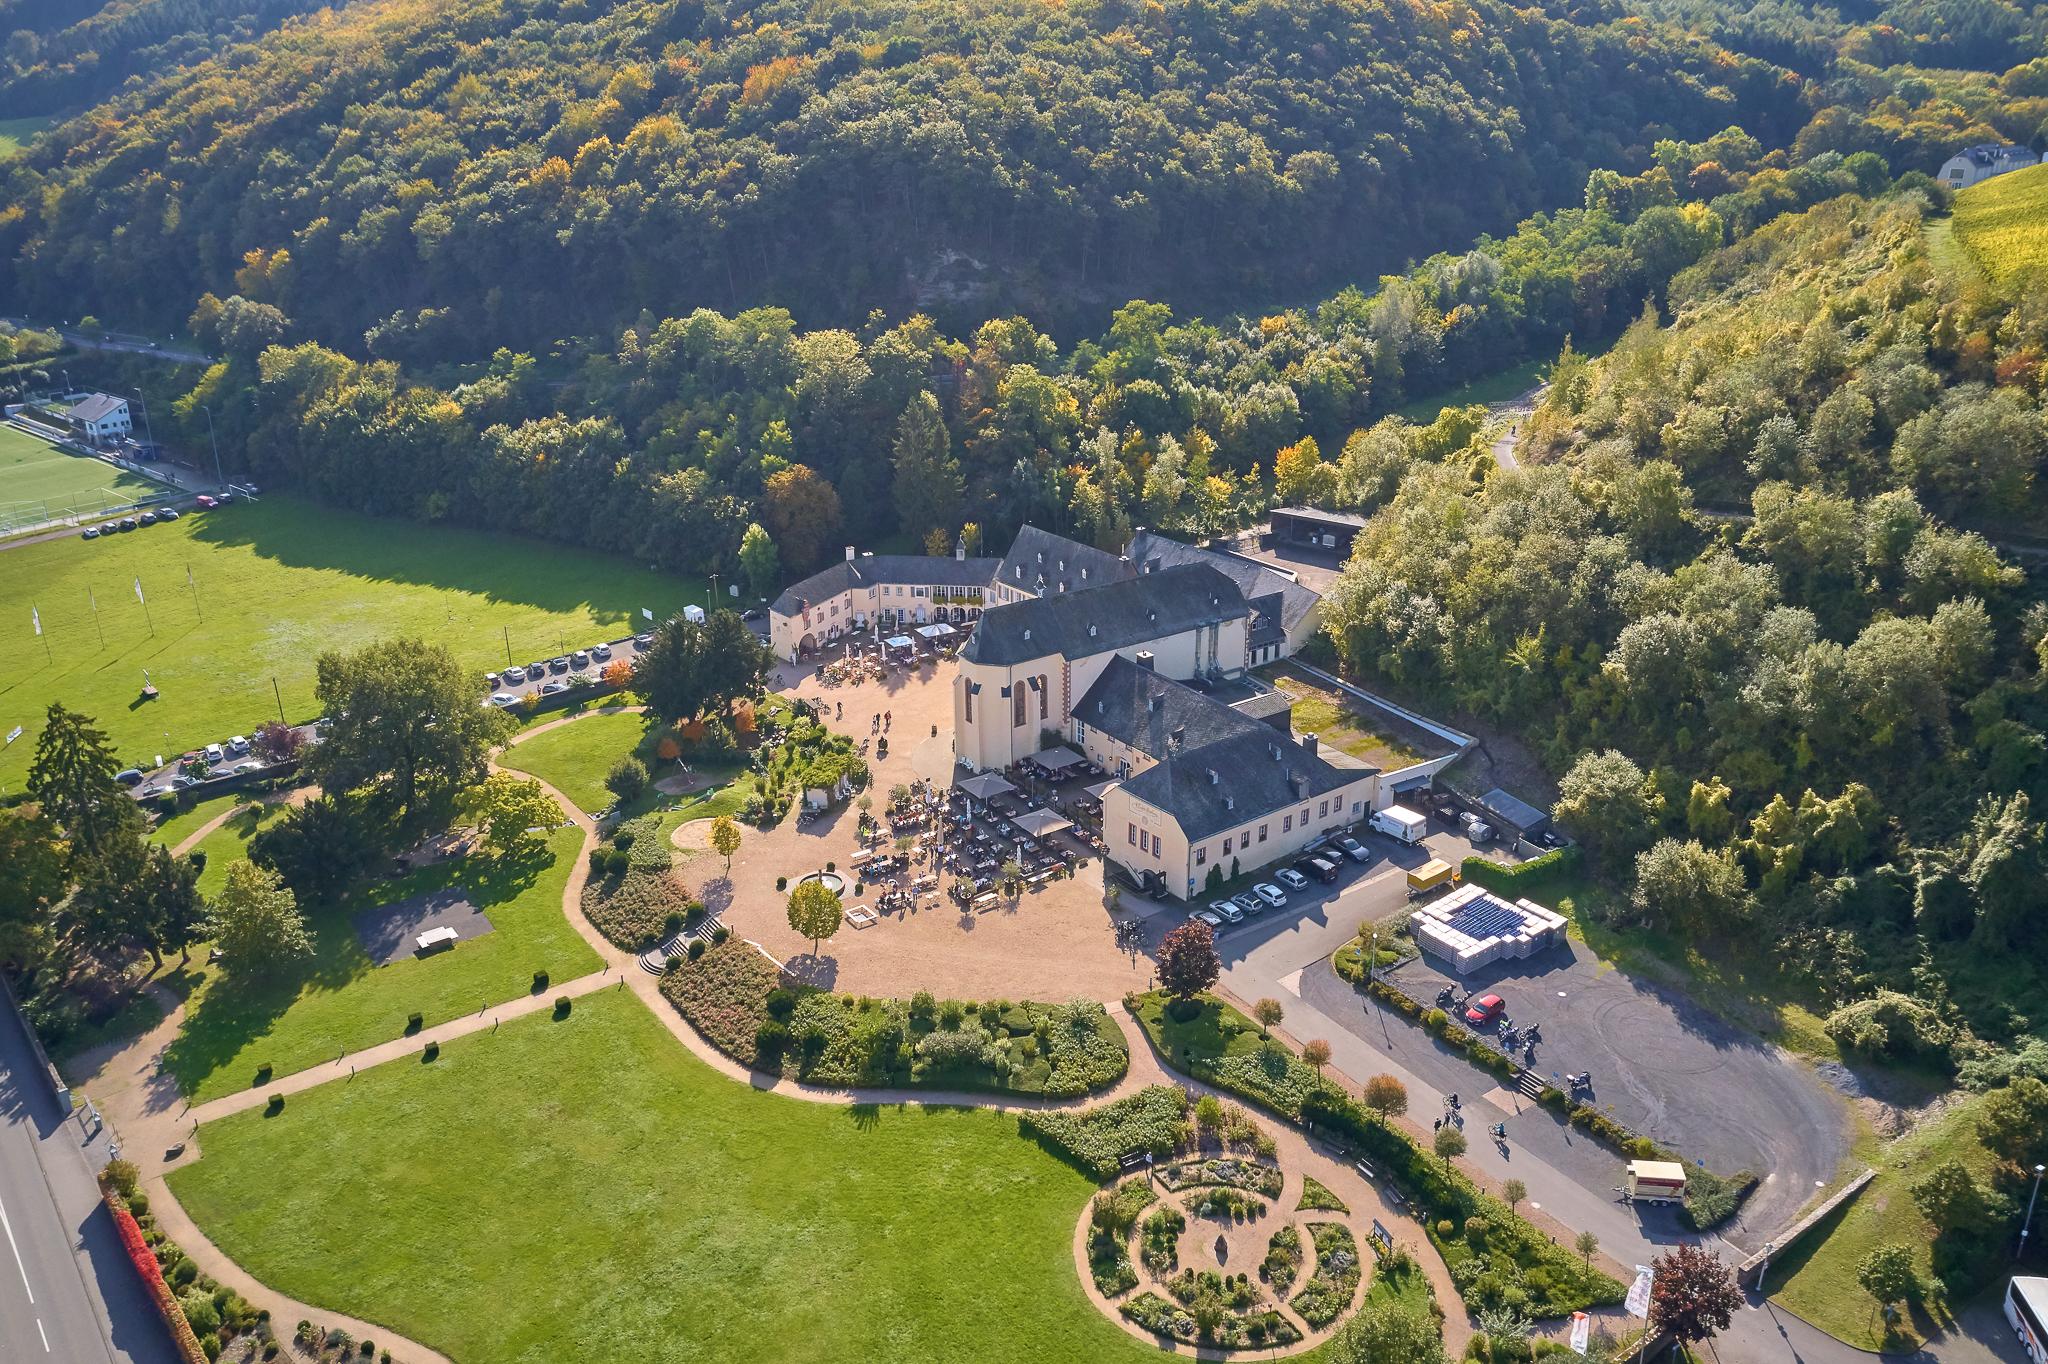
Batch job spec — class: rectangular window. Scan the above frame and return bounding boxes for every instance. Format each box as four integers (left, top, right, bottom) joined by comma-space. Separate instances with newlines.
1128, 823, 1137, 846
1014, 687, 1026, 727
1318, 799, 1329, 818
1222, 836, 1232, 855
1258, 824, 1268, 843
1300, 806, 1310, 826
1283, 814, 1293, 833
1195, 846, 1206, 866
1038, 676, 1049, 721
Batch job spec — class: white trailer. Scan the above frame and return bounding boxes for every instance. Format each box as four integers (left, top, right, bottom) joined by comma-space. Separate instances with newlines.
1625, 1160, 1688, 1204
1371, 804, 1427, 845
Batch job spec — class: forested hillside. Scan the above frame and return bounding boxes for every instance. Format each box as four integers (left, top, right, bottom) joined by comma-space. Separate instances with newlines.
1324, 188, 2048, 1078
0, 0, 1803, 343
0, 0, 330, 111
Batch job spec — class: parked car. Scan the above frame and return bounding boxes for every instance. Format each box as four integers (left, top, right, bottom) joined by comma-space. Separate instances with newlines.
501, 666, 527, 685
230, 759, 264, 775
1464, 993, 1506, 1027
203, 742, 225, 763
1188, 908, 1224, 930
118, 517, 138, 531
158, 508, 180, 520
226, 735, 251, 755
1274, 867, 1310, 891
194, 494, 216, 508
485, 671, 501, 688
114, 768, 144, 786
1253, 882, 1287, 908
741, 608, 764, 622
1299, 856, 1341, 884
1209, 899, 1244, 924
81, 526, 100, 539
138, 511, 158, 526
591, 642, 613, 661
1230, 892, 1265, 918
549, 657, 570, 674
215, 491, 236, 505
1334, 835, 1373, 864
539, 680, 570, 696
486, 692, 520, 708
633, 633, 653, 648
570, 649, 591, 668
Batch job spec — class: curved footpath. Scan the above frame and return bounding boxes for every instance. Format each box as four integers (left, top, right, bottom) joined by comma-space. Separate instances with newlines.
93, 712, 1482, 1364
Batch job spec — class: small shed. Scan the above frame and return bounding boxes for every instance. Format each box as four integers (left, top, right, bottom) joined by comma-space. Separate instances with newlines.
1478, 787, 1551, 836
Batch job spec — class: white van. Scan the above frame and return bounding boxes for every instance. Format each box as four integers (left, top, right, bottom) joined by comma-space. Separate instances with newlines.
1371, 805, 1427, 845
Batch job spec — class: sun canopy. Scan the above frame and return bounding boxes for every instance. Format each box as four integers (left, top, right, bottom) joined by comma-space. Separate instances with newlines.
885, 635, 915, 649
1012, 808, 1072, 837
957, 772, 1016, 800
916, 623, 957, 638
1033, 746, 1086, 772
1083, 778, 1118, 801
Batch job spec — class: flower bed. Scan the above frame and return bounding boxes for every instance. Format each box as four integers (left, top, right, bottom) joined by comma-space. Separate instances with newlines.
581, 865, 695, 950
1291, 1222, 1362, 1328
1165, 1268, 1263, 1311
1262, 1223, 1304, 1294
1297, 1175, 1348, 1213
1021, 1084, 1190, 1179
658, 937, 781, 1064
1181, 1186, 1266, 1222
109, 1193, 207, 1364
1087, 1179, 1156, 1297
1158, 1156, 1282, 1198
1121, 1289, 1299, 1350
1140, 1205, 1185, 1273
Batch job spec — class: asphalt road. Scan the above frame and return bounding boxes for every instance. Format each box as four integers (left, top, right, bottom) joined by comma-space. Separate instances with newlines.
0, 997, 176, 1364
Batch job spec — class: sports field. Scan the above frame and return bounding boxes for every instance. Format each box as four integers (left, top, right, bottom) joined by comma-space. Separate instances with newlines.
1951, 162, 2048, 287
0, 494, 704, 791
0, 424, 162, 527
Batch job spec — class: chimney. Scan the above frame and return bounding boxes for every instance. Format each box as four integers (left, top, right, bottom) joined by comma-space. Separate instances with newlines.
1135, 651, 1155, 671
1303, 733, 1318, 755
1223, 796, 1235, 811
845, 546, 856, 562
1088, 623, 1098, 638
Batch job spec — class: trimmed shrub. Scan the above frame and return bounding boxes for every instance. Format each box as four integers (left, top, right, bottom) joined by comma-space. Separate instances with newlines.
554, 996, 572, 1017
422, 1041, 439, 1061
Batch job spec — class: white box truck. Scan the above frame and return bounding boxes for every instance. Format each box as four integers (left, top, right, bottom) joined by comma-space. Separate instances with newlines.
1371, 804, 1427, 845
1624, 1160, 1688, 1204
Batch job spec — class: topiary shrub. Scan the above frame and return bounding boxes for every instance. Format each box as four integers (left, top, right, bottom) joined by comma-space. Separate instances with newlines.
532, 969, 549, 993
264, 1094, 284, 1117
711, 925, 730, 944
405, 1012, 423, 1035
554, 996, 572, 1018
422, 1041, 439, 1061
687, 938, 707, 960
253, 1063, 272, 1085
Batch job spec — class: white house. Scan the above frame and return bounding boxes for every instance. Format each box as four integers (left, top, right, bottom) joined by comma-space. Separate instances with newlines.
64, 393, 131, 446
1939, 144, 2040, 190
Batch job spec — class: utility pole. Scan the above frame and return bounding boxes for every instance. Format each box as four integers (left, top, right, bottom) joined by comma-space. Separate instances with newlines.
503, 625, 513, 667
130, 390, 158, 456
198, 404, 224, 488
2021, 1164, 2046, 1259
272, 676, 286, 725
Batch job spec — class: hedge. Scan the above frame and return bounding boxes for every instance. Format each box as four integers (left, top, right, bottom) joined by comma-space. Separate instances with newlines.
1460, 845, 1580, 897
106, 1191, 207, 1364
1020, 1084, 1190, 1179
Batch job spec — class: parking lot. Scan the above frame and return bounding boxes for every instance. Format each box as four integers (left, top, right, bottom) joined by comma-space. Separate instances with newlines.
482, 631, 654, 705
1320, 938, 1851, 1242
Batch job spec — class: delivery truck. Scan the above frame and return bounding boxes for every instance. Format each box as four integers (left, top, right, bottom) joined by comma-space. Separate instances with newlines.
1371, 804, 1428, 845
1624, 1160, 1688, 1204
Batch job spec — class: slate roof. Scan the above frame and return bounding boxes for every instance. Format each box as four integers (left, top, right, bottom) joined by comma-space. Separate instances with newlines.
65, 393, 127, 424
961, 563, 1248, 667
1270, 505, 1370, 529
1118, 724, 1374, 842
1954, 143, 2037, 166
1075, 656, 1268, 761
770, 554, 1002, 616
1127, 530, 1320, 643
993, 524, 1136, 599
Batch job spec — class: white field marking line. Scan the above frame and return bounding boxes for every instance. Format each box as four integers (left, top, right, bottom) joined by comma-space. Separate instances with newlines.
39, 1316, 50, 1350
0, 1191, 34, 1303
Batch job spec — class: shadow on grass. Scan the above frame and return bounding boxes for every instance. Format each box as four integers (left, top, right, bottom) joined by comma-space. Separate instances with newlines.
161, 840, 551, 1095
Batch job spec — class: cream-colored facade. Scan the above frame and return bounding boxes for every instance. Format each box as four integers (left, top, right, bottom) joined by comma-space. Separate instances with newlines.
1106, 768, 1377, 901
952, 613, 1250, 772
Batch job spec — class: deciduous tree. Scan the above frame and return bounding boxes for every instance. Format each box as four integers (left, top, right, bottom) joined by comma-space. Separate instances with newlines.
709, 815, 741, 873
457, 774, 564, 852
1363, 1074, 1408, 1124
204, 861, 313, 972
786, 878, 842, 957
1649, 1244, 1742, 1346
1157, 920, 1220, 1001
1253, 997, 1284, 1037
633, 611, 773, 726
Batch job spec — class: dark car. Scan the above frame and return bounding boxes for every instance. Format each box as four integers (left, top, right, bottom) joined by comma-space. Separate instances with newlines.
1334, 835, 1373, 864
138, 511, 159, 526
1295, 856, 1340, 884
550, 657, 570, 674
114, 767, 145, 786
1464, 993, 1506, 1027
159, 507, 181, 520
215, 491, 236, 505
526, 662, 548, 679
741, 608, 764, 622
118, 517, 138, 531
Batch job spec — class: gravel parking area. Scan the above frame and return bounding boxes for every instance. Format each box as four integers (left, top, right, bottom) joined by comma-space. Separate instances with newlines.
1371, 942, 1850, 1242
353, 887, 497, 965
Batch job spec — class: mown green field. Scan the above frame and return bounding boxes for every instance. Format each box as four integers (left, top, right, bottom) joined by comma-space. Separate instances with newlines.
498, 708, 661, 814
0, 424, 161, 522
1951, 162, 2048, 286
168, 990, 1196, 1364
0, 115, 51, 157
0, 495, 701, 792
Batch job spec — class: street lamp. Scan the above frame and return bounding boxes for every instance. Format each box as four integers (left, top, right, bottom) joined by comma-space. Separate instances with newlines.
197, 404, 224, 488
2020, 1164, 2046, 1259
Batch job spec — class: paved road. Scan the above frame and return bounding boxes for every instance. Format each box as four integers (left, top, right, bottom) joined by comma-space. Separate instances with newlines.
2, 318, 214, 366
0, 995, 177, 1364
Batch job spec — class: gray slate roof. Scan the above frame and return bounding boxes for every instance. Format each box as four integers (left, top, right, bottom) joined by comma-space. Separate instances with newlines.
1127, 530, 1320, 644
771, 554, 1001, 616
1270, 505, 1370, 529
994, 524, 1135, 599
1955, 143, 2037, 165
1118, 723, 1373, 842
962, 563, 1248, 667
65, 393, 126, 423
1075, 656, 1269, 761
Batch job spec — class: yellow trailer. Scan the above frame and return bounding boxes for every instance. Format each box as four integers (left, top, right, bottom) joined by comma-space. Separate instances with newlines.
1406, 859, 1460, 893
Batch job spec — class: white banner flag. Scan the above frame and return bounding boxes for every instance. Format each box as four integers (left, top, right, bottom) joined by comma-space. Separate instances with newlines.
1569, 1311, 1590, 1355
5, 725, 21, 745
31, 605, 40, 636
642, 607, 654, 620
133, 576, 145, 605
1625, 1265, 1655, 1319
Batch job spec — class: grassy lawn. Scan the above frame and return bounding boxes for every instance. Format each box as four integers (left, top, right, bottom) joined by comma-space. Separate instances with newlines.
0, 494, 703, 792
0, 424, 162, 523
1393, 356, 1548, 424
1767, 1092, 2000, 1350
1951, 162, 2048, 287
162, 826, 596, 1102
1256, 663, 1432, 769
148, 792, 247, 852
167, 989, 1196, 1364
182, 800, 291, 899
499, 709, 659, 813
0, 115, 51, 157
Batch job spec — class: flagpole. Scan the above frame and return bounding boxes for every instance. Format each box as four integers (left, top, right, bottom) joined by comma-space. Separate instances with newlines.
135, 577, 155, 634
89, 588, 105, 647
32, 605, 50, 663
186, 563, 202, 623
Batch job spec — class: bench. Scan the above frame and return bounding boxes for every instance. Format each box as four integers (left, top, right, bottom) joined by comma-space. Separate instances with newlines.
416, 926, 459, 952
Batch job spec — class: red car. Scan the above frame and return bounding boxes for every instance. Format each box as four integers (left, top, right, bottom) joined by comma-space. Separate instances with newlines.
194, 494, 216, 508
1464, 993, 1505, 1027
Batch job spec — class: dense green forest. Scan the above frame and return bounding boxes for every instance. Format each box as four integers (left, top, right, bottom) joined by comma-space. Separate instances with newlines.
1, 0, 1813, 342
1325, 188, 2048, 1078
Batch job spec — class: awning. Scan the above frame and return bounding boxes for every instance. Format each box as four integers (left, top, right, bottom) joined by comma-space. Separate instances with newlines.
1033, 746, 1085, 772
1083, 778, 1118, 801
957, 772, 1016, 800
1013, 808, 1072, 837
916, 623, 957, 638
1392, 775, 1430, 793
885, 635, 915, 649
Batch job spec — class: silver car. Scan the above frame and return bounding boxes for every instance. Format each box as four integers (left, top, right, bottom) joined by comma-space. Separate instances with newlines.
1208, 899, 1244, 924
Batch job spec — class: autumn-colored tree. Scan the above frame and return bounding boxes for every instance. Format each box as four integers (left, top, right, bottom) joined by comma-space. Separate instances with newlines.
1253, 997, 1285, 1036
709, 815, 741, 872
602, 659, 634, 688
1363, 1074, 1408, 1124
732, 698, 756, 734
1156, 920, 1220, 1001
656, 734, 682, 762
1649, 1244, 1742, 1346
1302, 1038, 1332, 1073
761, 464, 844, 573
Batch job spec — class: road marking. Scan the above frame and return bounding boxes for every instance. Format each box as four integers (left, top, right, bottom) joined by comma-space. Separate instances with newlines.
0, 1191, 35, 1303
38, 1317, 49, 1351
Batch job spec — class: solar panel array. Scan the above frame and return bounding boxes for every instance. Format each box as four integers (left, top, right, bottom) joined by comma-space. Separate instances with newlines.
1447, 895, 1526, 939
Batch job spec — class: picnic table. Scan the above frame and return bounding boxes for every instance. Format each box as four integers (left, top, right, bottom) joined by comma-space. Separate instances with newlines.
416, 926, 459, 952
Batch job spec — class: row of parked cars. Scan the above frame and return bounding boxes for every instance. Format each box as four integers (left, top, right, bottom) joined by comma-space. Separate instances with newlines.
1190, 832, 1377, 930
115, 732, 263, 788
483, 634, 656, 706
81, 506, 180, 538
